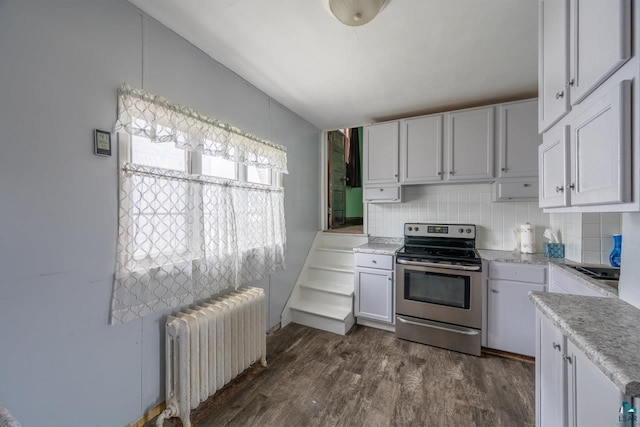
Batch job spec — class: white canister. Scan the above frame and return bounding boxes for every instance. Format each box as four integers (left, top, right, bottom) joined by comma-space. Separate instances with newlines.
517, 222, 536, 253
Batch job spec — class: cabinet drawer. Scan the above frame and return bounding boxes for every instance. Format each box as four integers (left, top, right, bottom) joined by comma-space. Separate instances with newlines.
363, 185, 402, 203
355, 253, 393, 270
489, 262, 547, 284
494, 180, 538, 201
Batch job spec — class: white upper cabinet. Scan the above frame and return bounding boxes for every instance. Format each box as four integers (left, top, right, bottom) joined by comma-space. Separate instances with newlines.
539, 125, 570, 208
569, 0, 631, 105
401, 115, 443, 184
570, 80, 632, 207
539, 0, 570, 132
498, 100, 542, 179
538, 0, 631, 132
447, 106, 494, 181
363, 122, 399, 185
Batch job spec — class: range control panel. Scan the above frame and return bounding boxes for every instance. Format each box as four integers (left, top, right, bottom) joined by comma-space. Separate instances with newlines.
404, 223, 476, 239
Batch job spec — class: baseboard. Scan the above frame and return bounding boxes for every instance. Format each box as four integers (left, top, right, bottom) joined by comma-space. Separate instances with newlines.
127, 401, 166, 427
356, 318, 396, 332
482, 347, 535, 363
267, 322, 281, 335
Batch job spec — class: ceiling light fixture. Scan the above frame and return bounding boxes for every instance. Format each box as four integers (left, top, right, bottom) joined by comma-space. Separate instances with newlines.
329, 0, 386, 27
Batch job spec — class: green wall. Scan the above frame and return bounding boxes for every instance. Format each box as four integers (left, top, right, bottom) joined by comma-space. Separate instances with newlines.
345, 127, 363, 218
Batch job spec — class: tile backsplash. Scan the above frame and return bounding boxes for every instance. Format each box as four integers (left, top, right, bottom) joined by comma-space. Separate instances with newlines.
367, 184, 551, 252
548, 212, 622, 263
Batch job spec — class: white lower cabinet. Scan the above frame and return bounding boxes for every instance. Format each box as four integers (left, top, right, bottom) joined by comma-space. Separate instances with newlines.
537, 312, 626, 427
549, 265, 604, 297
487, 262, 547, 357
487, 279, 545, 357
354, 254, 394, 324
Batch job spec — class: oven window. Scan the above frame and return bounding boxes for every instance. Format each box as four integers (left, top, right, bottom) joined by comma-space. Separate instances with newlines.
404, 270, 470, 309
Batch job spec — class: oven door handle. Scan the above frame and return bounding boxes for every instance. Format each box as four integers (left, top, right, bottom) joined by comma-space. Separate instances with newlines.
396, 258, 481, 271
396, 316, 480, 336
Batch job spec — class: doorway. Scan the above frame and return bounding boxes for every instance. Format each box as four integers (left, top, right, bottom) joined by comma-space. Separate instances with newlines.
327, 128, 363, 234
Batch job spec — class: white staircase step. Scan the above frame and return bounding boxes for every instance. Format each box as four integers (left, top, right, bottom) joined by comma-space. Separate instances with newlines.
300, 280, 353, 296
317, 245, 355, 254
290, 300, 351, 321
308, 263, 354, 274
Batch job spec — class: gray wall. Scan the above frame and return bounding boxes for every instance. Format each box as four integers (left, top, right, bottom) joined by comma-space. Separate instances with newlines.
0, 1, 320, 426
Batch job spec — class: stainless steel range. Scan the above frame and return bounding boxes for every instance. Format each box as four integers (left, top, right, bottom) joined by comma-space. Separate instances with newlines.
395, 223, 482, 356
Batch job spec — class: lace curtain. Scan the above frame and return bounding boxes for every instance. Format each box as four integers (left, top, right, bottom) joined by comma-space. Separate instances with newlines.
115, 84, 288, 174
110, 85, 287, 324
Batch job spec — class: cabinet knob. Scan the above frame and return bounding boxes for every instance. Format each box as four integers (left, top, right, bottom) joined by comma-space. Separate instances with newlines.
555, 90, 564, 99
450, 171, 455, 176
379, 188, 384, 192
394, 174, 398, 177
555, 186, 564, 193
566, 78, 575, 88
569, 183, 575, 190
437, 172, 442, 176
562, 355, 573, 364
372, 260, 377, 264
388, 277, 392, 281
501, 167, 507, 172
523, 183, 530, 187
490, 289, 498, 293
552, 342, 561, 351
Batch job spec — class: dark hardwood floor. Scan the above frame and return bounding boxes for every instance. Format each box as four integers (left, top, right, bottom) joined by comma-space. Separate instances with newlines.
153, 323, 535, 427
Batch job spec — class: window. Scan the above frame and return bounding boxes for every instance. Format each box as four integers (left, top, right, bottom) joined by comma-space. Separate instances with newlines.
201, 154, 237, 180
111, 84, 288, 324
131, 135, 186, 171
247, 165, 271, 185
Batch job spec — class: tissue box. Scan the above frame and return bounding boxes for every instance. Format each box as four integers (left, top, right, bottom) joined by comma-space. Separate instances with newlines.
544, 243, 564, 258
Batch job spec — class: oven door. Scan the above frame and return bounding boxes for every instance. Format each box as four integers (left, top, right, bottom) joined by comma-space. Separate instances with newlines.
395, 259, 482, 329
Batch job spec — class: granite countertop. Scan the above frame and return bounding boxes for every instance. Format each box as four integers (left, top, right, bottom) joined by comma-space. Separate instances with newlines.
353, 237, 403, 255
529, 292, 640, 397
478, 249, 618, 297
477, 249, 557, 265
551, 263, 619, 297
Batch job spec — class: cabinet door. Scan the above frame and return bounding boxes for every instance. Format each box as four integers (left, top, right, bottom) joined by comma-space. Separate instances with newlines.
566, 339, 625, 427
539, 0, 570, 132
364, 122, 399, 185
355, 267, 393, 323
569, 0, 631, 105
498, 100, 542, 178
538, 313, 567, 427
539, 125, 570, 208
446, 106, 494, 181
401, 115, 443, 184
488, 280, 545, 356
570, 80, 631, 207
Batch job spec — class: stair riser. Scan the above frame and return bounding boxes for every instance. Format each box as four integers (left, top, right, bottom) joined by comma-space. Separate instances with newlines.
321, 234, 368, 248
298, 287, 353, 307
315, 250, 355, 266
309, 268, 354, 285
290, 310, 354, 336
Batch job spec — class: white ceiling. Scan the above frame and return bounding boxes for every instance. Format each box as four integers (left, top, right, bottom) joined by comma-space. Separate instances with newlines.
129, 0, 539, 130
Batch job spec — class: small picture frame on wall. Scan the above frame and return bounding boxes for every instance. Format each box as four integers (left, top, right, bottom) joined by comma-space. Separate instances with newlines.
94, 129, 112, 156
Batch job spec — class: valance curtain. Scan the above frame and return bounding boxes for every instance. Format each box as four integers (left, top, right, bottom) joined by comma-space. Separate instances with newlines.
110, 85, 287, 324
114, 84, 288, 174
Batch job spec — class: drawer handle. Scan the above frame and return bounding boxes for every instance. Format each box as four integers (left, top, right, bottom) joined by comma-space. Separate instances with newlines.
523, 183, 530, 187
372, 260, 377, 264
379, 188, 384, 192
